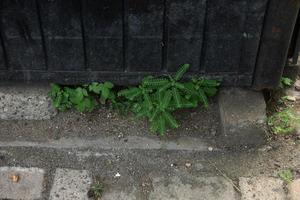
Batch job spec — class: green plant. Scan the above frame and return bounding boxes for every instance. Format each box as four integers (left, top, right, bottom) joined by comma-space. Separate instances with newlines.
88, 182, 104, 200
267, 108, 300, 135
48, 82, 115, 112
278, 169, 294, 184
49, 64, 220, 135
118, 64, 220, 135
280, 77, 293, 88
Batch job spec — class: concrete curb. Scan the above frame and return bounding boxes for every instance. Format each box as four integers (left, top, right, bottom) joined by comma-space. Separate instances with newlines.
0, 85, 268, 148
0, 84, 57, 120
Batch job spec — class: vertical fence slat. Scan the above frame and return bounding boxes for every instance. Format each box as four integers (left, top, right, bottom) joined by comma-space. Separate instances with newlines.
82, 0, 123, 72
126, 0, 164, 72
238, 0, 269, 76
0, 35, 6, 70
1, 0, 45, 70
161, 0, 168, 72
203, 0, 247, 73
167, 0, 206, 72
0, 1, 6, 70
35, 0, 48, 71
253, 0, 300, 89
39, 0, 84, 71
0, 1, 7, 70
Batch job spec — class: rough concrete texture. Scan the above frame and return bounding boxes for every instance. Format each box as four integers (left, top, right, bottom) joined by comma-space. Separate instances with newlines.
102, 188, 138, 200
0, 135, 213, 151
239, 177, 286, 200
149, 176, 236, 200
0, 84, 56, 120
289, 179, 300, 200
49, 168, 92, 200
218, 88, 266, 147
0, 167, 45, 200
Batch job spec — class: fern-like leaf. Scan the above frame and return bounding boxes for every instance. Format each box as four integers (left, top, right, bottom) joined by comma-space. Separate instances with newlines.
197, 88, 209, 108
199, 79, 220, 87
118, 88, 141, 100
150, 118, 159, 133
172, 88, 182, 108
143, 78, 169, 88
158, 115, 166, 135
150, 109, 159, 122
174, 64, 190, 81
143, 93, 153, 109
161, 90, 172, 109
163, 111, 179, 129
158, 82, 172, 92
203, 87, 218, 97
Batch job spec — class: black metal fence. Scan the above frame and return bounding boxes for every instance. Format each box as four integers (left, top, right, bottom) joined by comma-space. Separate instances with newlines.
0, 0, 299, 89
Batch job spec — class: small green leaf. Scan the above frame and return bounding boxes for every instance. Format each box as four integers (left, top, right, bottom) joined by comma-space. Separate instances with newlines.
69, 88, 84, 104
104, 81, 114, 89
89, 82, 102, 94
280, 77, 293, 88
278, 169, 294, 184
101, 87, 110, 100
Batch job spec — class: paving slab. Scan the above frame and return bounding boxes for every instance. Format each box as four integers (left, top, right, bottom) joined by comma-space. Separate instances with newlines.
149, 176, 236, 200
0, 84, 56, 120
289, 179, 300, 200
0, 167, 45, 200
239, 177, 286, 200
49, 168, 92, 200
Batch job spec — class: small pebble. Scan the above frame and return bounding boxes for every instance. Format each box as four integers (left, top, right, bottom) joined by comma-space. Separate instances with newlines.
295, 80, 300, 90
286, 96, 296, 102
185, 162, 192, 167
208, 147, 213, 151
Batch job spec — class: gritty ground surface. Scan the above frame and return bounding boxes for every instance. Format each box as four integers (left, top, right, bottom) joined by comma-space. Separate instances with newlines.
0, 98, 219, 142
0, 96, 300, 199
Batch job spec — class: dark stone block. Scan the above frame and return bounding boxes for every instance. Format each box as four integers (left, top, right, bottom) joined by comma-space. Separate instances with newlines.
1, 0, 45, 70
167, 0, 206, 72
0, 0, 297, 89
86, 39, 123, 71
204, 36, 242, 73
39, 0, 84, 70
39, 0, 82, 37
168, 0, 206, 37
5, 39, 45, 70
0, 46, 5, 70
206, 0, 247, 36
82, 0, 123, 71
46, 39, 84, 71
1, 1, 41, 38
127, 0, 164, 36
83, 0, 122, 37
167, 38, 203, 72
126, 0, 164, 71
127, 38, 162, 72
203, 0, 247, 73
